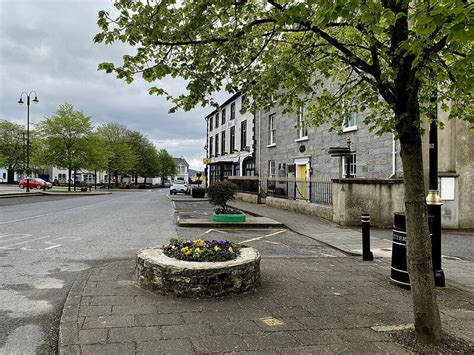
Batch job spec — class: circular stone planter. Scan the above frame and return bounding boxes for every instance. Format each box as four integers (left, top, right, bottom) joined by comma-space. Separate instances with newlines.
212, 212, 246, 222
135, 246, 260, 298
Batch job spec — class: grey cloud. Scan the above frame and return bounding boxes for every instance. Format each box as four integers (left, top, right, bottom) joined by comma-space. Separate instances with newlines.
0, 0, 228, 169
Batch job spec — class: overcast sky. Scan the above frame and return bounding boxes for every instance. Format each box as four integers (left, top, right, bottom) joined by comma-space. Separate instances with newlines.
0, 0, 226, 170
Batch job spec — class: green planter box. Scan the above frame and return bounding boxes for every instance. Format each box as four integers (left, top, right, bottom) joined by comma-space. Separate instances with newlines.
212, 212, 246, 222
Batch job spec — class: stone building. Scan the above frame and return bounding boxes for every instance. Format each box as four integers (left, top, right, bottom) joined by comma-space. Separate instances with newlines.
256, 106, 402, 181
205, 93, 255, 184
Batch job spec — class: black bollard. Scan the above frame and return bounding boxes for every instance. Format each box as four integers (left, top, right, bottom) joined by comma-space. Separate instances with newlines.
361, 214, 374, 261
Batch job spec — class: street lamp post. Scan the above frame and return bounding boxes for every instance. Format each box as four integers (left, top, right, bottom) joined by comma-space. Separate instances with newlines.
18, 91, 39, 192
426, 89, 445, 287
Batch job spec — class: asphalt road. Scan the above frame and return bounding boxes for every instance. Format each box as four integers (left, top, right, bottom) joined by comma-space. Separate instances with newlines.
0, 190, 175, 354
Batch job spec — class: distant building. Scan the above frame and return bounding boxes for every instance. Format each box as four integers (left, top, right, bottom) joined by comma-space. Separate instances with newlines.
205, 92, 255, 185
173, 157, 189, 181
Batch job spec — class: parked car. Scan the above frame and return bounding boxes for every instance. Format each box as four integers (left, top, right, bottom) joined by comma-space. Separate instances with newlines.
169, 180, 190, 195
19, 178, 53, 190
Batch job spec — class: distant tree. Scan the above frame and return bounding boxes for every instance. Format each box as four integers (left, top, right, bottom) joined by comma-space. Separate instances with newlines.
83, 133, 111, 189
0, 120, 26, 183
157, 149, 177, 185
37, 103, 93, 191
126, 130, 160, 185
97, 122, 137, 188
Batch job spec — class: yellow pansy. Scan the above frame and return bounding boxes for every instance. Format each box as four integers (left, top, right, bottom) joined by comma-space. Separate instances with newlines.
214, 246, 221, 251
228, 247, 233, 253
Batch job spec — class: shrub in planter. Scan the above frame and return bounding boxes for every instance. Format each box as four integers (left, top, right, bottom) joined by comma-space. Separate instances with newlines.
207, 181, 245, 222
79, 180, 88, 192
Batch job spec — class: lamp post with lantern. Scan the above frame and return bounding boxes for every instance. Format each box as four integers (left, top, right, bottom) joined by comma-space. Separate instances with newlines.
18, 91, 39, 192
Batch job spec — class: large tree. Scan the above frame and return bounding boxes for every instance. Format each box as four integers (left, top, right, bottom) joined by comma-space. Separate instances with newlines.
95, 0, 473, 344
38, 103, 93, 191
97, 122, 137, 188
126, 130, 160, 185
83, 133, 111, 189
0, 120, 26, 183
157, 149, 177, 185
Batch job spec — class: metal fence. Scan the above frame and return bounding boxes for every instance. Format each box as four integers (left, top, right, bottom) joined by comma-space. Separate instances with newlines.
228, 177, 259, 194
229, 177, 333, 206
266, 178, 333, 205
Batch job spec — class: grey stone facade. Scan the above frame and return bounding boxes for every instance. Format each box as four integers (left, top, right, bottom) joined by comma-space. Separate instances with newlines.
256, 106, 403, 180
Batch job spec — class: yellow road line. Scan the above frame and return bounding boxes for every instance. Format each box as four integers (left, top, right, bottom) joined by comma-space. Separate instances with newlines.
239, 229, 286, 244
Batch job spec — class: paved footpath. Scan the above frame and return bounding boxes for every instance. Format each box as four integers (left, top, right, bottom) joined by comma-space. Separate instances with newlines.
59, 201, 474, 354
229, 201, 474, 293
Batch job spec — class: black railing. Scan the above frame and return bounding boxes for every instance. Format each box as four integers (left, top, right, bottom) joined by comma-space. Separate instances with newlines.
229, 177, 332, 205
228, 177, 259, 194
266, 178, 332, 205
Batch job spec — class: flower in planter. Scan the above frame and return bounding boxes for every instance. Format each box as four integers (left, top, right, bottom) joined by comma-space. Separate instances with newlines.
164, 239, 240, 262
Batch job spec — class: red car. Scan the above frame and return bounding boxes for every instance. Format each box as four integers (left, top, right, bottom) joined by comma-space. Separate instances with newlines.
19, 178, 53, 190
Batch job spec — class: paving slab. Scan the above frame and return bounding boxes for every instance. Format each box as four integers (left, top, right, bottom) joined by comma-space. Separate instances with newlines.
59, 257, 473, 354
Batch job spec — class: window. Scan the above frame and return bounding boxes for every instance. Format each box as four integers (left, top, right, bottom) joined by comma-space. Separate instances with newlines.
222, 108, 226, 124
241, 95, 247, 113
343, 112, 358, 132
243, 159, 255, 176
215, 134, 219, 156
268, 160, 276, 178
209, 137, 213, 157
209, 116, 213, 131
215, 113, 219, 128
268, 114, 276, 145
342, 153, 356, 178
234, 163, 240, 176
230, 126, 235, 152
221, 131, 226, 154
296, 106, 308, 139
230, 102, 236, 120
241, 120, 247, 150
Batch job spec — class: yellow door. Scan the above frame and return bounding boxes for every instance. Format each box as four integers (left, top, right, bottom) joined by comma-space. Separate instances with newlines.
298, 164, 307, 200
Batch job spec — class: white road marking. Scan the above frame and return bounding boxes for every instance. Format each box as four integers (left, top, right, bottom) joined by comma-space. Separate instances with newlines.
0, 234, 32, 242
21, 237, 81, 251
0, 235, 53, 249
0, 235, 81, 251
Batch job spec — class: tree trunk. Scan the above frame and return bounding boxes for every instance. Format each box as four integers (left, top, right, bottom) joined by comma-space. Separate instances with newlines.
398, 118, 442, 344
144, 176, 147, 187
73, 169, 77, 192
114, 172, 119, 188
108, 170, 111, 190
7, 167, 15, 184
68, 166, 72, 192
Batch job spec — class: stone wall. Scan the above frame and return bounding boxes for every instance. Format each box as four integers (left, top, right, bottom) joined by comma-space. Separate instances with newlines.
135, 247, 261, 298
332, 178, 405, 227
265, 196, 333, 221
235, 192, 259, 204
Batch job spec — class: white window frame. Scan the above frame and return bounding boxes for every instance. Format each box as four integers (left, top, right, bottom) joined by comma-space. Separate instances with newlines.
342, 112, 358, 132
295, 105, 308, 141
268, 113, 276, 147
268, 160, 276, 178
341, 153, 357, 178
